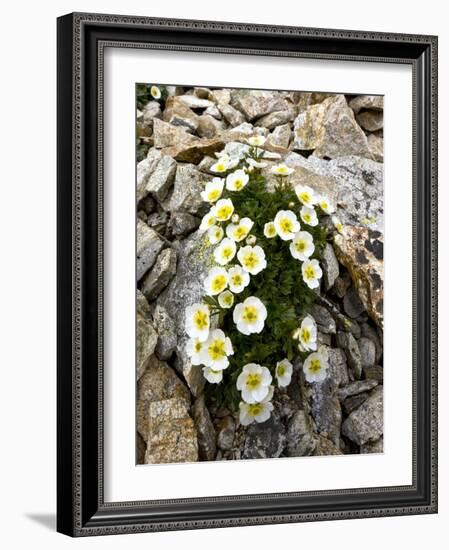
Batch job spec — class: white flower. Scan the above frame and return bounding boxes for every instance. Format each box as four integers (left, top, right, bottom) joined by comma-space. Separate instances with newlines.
200, 329, 234, 370
300, 205, 318, 227
297, 315, 317, 352
218, 290, 234, 309
295, 185, 317, 206
150, 85, 161, 99
185, 303, 210, 342
247, 157, 267, 169
303, 348, 329, 383
274, 210, 300, 241
275, 359, 293, 387
225, 217, 254, 242
185, 337, 205, 366
231, 214, 240, 223
239, 399, 273, 426
332, 215, 344, 233
233, 296, 267, 335
301, 259, 323, 289
247, 135, 266, 147
213, 198, 234, 222
199, 210, 216, 232
318, 195, 335, 214
289, 231, 315, 261
211, 153, 239, 173
237, 245, 267, 275
203, 367, 223, 384
204, 266, 229, 296
228, 265, 250, 294
237, 363, 272, 403
263, 221, 277, 238
200, 178, 224, 203
213, 237, 237, 265
246, 235, 256, 246
271, 163, 294, 176
207, 225, 224, 245
226, 169, 249, 192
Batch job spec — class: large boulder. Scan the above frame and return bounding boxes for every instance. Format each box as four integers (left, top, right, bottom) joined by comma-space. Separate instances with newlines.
230, 89, 289, 121
342, 389, 383, 445
136, 220, 164, 281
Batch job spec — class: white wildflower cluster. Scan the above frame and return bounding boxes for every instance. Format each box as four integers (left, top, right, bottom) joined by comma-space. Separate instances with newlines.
184, 135, 339, 425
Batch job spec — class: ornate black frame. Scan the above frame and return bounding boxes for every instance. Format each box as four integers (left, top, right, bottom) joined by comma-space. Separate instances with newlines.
57, 12, 438, 537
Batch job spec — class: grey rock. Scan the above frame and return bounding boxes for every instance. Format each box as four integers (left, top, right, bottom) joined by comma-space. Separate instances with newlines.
333, 273, 352, 298
209, 88, 231, 105
169, 164, 208, 215
230, 89, 289, 121
327, 347, 350, 388
136, 314, 158, 380
141, 247, 177, 301
157, 230, 214, 395
167, 212, 200, 237
363, 365, 384, 382
153, 305, 177, 360
321, 243, 340, 290
216, 416, 236, 451
145, 155, 177, 202
142, 100, 162, 126
266, 123, 292, 150
140, 195, 156, 215
137, 149, 162, 202
217, 103, 246, 127
344, 286, 366, 319
153, 118, 198, 149
349, 95, 383, 114
336, 313, 361, 339
304, 155, 384, 232
255, 109, 295, 130
356, 110, 384, 132
317, 331, 332, 347
193, 87, 211, 98
337, 379, 379, 400
367, 133, 384, 162
136, 220, 164, 281
136, 432, 146, 464
137, 355, 191, 440
137, 289, 152, 319
286, 410, 317, 456
361, 436, 383, 454
342, 392, 369, 414
342, 390, 383, 445
358, 336, 376, 368
313, 435, 343, 455
311, 304, 336, 334
162, 97, 199, 132
336, 331, 362, 379
192, 394, 216, 461
242, 414, 286, 459
293, 95, 372, 159
204, 104, 222, 120
361, 322, 383, 363
176, 95, 214, 110
197, 114, 225, 138
146, 211, 168, 234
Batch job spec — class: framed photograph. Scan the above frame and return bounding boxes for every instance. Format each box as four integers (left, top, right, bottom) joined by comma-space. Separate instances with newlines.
57, 12, 438, 536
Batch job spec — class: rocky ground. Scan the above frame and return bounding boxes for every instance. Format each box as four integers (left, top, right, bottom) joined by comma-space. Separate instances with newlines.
136, 86, 384, 464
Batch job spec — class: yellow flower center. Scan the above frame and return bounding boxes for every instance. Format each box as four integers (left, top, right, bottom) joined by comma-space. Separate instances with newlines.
300, 192, 311, 204
245, 373, 261, 389
303, 213, 311, 223
222, 294, 233, 306
248, 403, 263, 416
221, 246, 234, 259
231, 274, 242, 286
193, 310, 208, 330
194, 341, 202, 353
295, 240, 306, 252
215, 163, 227, 172
321, 201, 328, 210
208, 339, 226, 360
304, 265, 316, 280
277, 365, 285, 377
242, 305, 258, 324
276, 166, 288, 174
216, 205, 232, 220
211, 275, 227, 293
301, 328, 310, 343
234, 179, 244, 190
207, 216, 215, 227
243, 252, 259, 269
280, 218, 293, 233
308, 359, 321, 373
234, 226, 247, 240
208, 189, 221, 201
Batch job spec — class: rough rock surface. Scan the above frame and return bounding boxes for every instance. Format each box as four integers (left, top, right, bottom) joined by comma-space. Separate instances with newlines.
293, 95, 372, 159
137, 220, 164, 281
141, 247, 177, 301
286, 410, 317, 456
334, 226, 384, 327
242, 414, 286, 459
136, 313, 158, 380
192, 394, 216, 461
342, 389, 383, 445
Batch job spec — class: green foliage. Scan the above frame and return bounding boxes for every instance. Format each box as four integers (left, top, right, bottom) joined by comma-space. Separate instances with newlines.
205, 163, 328, 411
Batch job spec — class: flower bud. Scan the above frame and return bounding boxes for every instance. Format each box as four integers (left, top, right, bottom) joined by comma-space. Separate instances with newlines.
231, 214, 240, 223
246, 235, 257, 246
288, 201, 296, 209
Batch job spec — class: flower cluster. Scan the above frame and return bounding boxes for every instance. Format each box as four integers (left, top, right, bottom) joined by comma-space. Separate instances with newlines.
184, 136, 337, 425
